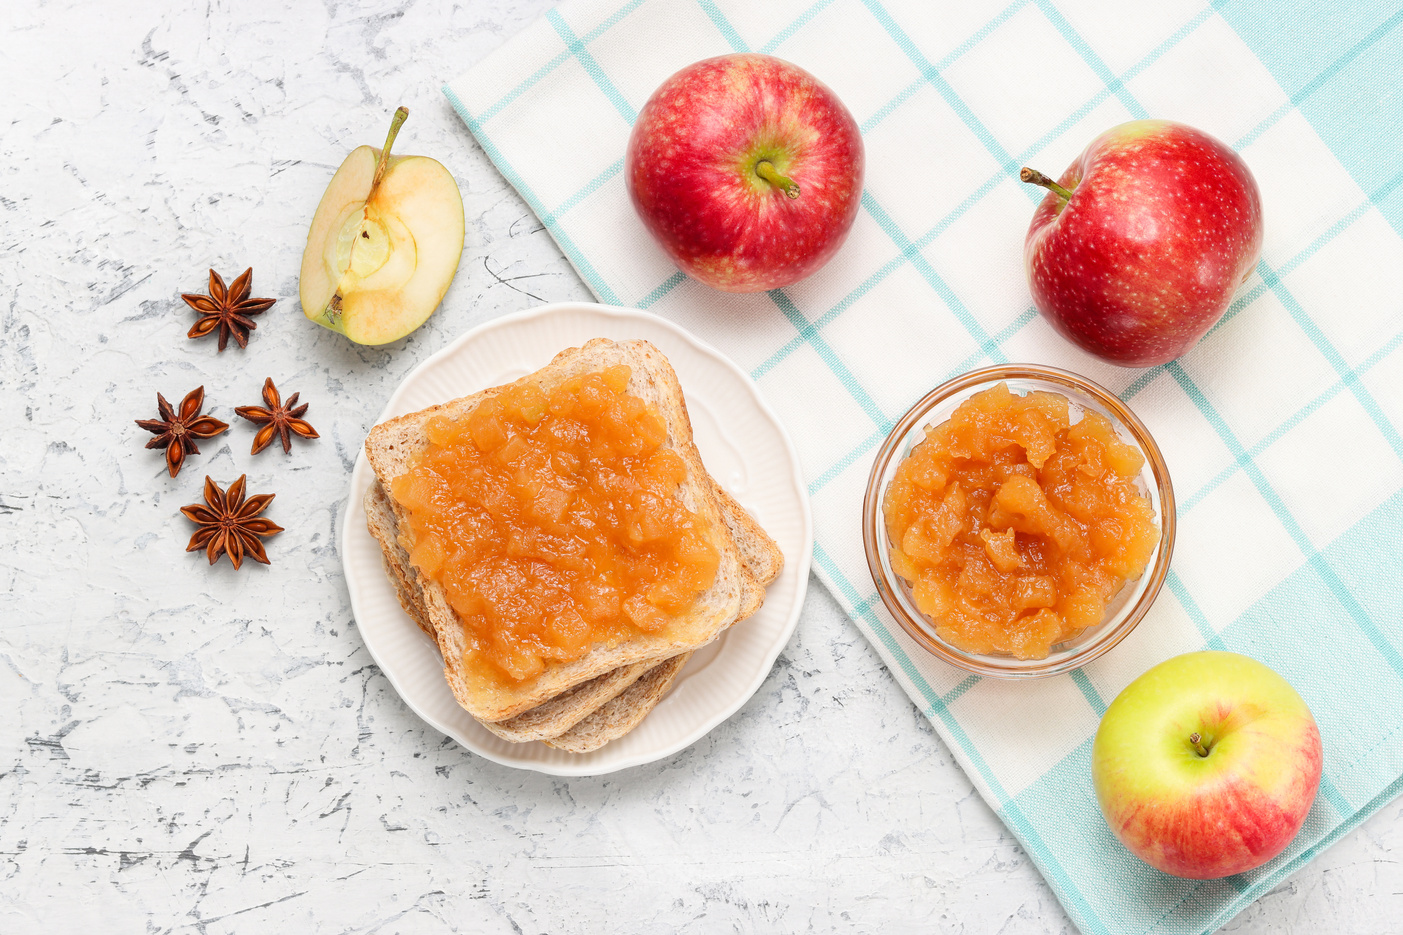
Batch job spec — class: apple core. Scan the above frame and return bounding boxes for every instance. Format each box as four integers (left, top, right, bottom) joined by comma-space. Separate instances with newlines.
335, 214, 395, 280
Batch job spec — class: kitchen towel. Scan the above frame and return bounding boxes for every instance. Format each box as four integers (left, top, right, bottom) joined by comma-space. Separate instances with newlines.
444, 1, 1403, 932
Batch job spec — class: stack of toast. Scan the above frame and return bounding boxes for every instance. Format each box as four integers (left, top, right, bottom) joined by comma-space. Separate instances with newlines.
362, 338, 783, 753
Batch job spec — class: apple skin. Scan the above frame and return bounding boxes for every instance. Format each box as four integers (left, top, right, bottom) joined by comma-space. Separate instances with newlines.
1092, 651, 1322, 879
626, 54, 864, 293
1024, 120, 1263, 367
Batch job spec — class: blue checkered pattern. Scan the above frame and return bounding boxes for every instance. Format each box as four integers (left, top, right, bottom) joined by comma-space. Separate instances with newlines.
445, 2, 1403, 931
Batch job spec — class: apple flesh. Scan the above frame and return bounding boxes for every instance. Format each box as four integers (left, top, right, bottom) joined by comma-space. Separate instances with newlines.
300, 108, 466, 345
1092, 651, 1322, 879
1022, 120, 1263, 367
626, 53, 864, 293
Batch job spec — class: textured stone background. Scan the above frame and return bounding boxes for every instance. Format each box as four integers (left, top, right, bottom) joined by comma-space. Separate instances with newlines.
1, 0, 1399, 931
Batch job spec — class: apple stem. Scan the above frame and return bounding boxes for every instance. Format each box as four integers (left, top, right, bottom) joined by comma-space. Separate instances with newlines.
370, 106, 410, 196
1188, 732, 1210, 758
1020, 167, 1075, 202
756, 160, 800, 199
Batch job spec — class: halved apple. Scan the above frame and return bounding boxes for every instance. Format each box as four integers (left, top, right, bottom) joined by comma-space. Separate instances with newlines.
300, 108, 466, 345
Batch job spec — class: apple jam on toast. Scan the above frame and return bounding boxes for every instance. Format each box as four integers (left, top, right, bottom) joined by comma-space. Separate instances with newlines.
363, 338, 782, 751
392, 363, 724, 685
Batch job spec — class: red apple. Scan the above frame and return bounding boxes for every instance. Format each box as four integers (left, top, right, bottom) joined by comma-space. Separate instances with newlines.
1022, 120, 1263, 367
625, 53, 864, 293
1092, 651, 1322, 879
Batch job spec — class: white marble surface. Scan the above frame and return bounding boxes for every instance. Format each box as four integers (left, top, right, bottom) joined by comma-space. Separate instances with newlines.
1, 0, 1400, 931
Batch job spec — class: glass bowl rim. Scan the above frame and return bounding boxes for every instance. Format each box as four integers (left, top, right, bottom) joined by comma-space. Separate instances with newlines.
861, 363, 1177, 680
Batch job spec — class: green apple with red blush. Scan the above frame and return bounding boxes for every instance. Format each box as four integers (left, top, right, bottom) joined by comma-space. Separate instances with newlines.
625, 53, 865, 293
1092, 651, 1322, 879
1021, 119, 1263, 367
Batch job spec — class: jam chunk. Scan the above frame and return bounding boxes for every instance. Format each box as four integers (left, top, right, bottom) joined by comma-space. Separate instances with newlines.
392, 366, 721, 683
883, 383, 1159, 659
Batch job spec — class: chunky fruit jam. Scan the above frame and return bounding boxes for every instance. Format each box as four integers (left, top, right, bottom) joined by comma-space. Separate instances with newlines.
882, 383, 1159, 659
392, 365, 721, 683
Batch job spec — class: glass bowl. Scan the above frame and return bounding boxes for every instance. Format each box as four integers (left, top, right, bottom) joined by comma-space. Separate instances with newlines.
861, 364, 1176, 679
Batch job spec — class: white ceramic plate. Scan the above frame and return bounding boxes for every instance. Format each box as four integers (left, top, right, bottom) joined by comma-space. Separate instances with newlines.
342, 303, 812, 776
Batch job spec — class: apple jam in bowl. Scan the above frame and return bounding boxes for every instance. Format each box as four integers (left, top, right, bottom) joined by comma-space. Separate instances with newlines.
862, 364, 1175, 679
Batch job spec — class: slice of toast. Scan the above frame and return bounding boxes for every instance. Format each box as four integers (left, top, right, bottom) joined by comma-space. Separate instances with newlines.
365, 473, 782, 745
362, 339, 785, 748
364, 338, 763, 723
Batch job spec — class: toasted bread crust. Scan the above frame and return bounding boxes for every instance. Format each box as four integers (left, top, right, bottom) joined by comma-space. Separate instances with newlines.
544, 652, 693, 753
366, 483, 436, 639
364, 339, 760, 722
712, 484, 784, 587
478, 658, 659, 742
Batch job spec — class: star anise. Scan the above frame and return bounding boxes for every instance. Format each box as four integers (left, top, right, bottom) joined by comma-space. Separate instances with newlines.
235, 377, 320, 454
182, 267, 275, 351
180, 475, 284, 569
134, 386, 229, 478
